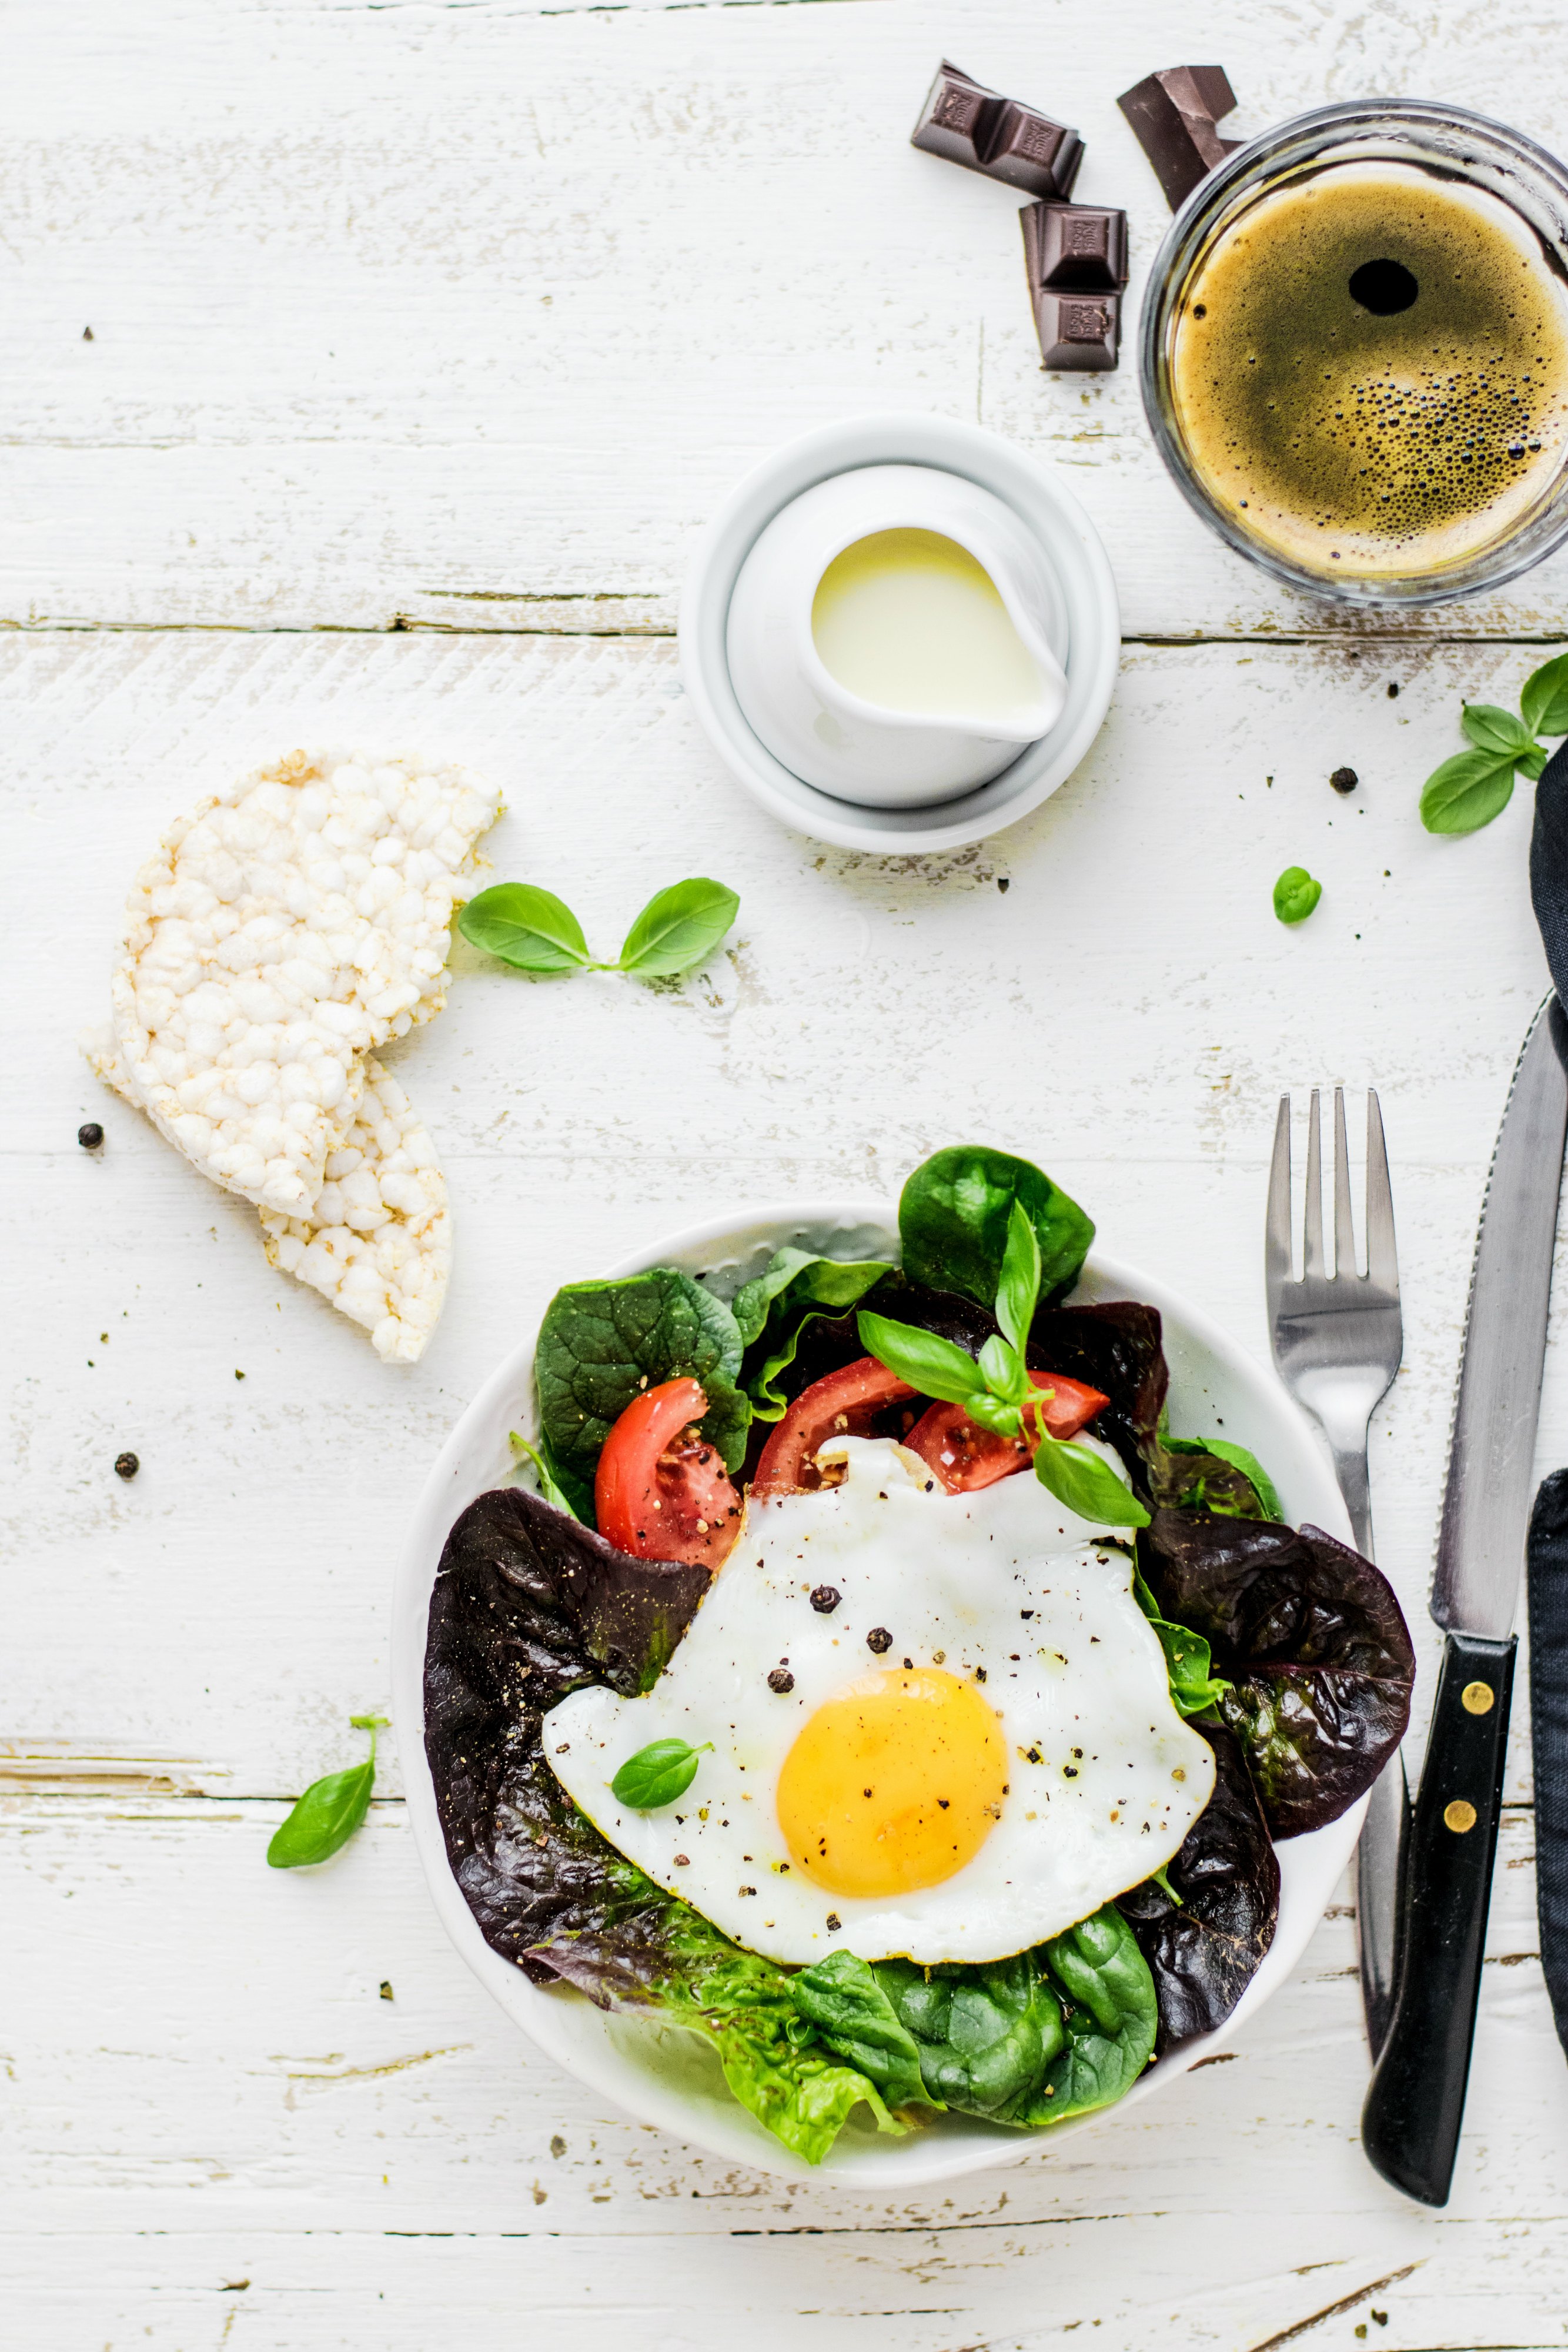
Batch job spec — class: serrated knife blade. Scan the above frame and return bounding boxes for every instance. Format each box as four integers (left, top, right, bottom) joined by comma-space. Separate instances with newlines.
1433, 995, 1568, 1639
1363, 992, 1568, 2206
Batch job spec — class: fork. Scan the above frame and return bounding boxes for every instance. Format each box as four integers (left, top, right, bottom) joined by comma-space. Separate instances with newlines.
1266, 1086, 1407, 2054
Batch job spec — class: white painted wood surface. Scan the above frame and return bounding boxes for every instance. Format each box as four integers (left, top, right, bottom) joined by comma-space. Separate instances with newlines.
6, 5, 1568, 2346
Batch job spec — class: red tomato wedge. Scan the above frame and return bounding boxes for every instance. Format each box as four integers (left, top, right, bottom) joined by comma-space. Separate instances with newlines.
751, 1357, 917, 1496
594, 1377, 742, 1569
906, 1372, 1110, 1494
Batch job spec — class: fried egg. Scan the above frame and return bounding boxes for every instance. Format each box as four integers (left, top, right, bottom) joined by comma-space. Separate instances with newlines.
544, 1436, 1216, 1965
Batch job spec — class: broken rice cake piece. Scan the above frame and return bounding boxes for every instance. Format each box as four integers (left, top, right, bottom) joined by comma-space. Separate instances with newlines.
108, 747, 499, 1218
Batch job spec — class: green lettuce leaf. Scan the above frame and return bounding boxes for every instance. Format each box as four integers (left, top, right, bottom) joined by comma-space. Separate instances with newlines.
734, 1249, 894, 1421
1133, 1568, 1232, 1719
1155, 1427, 1282, 1520
535, 1268, 750, 1521
899, 1146, 1094, 1311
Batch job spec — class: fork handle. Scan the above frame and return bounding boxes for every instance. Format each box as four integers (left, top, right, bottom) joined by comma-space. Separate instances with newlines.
1325, 1432, 1373, 1558
1360, 1631, 1516, 2206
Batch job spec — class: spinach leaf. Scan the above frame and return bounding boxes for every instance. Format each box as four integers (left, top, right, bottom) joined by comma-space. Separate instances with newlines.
899, 1146, 1094, 1310
733, 1249, 894, 1421
459, 883, 593, 975
875, 1951, 1065, 2119
617, 878, 739, 977
1119, 1723, 1280, 2047
610, 1737, 711, 1810
423, 1482, 898, 2165
267, 1715, 387, 1868
790, 1949, 932, 2111
1139, 1509, 1416, 1836
1132, 1569, 1230, 1718
1272, 866, 1322, 924
1523, 650, 1568, 738
536, 1269, 750, 1522
1015, 1906, 1158, 2123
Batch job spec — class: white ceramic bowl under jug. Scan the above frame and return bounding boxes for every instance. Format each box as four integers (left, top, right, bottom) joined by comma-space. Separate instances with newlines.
724, 464, 1071, 808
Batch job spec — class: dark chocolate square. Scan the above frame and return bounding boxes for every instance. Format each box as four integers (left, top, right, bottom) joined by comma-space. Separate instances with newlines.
1117, 65, 1241, 211
1029, 289, 1122, 372
1022, 199, 1129, 291
911, 61, 1082, 199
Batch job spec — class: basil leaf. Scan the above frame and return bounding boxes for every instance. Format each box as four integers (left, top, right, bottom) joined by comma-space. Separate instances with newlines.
791, 1950, 934, 2111
536, 1268, 750, 1522
995, 1199, 1042, 1354
267, 1715, 387, 1868
509, 1429, 579, 1518
618, 878, 739, 977
977, 1332, 1025, 1401
1015, 1908, 1158, 2126
1461, 700, 1537, 758
1521, 744, 1551, 782
855, 1308, 985, 1405
1522, 650, 1568, 737
899, 1146, 1094, 1309
610, 1736, 710, 1809
1272, 866, 1322, 924
1034, 1432, 1150, 1527
459, 882, 593, 974
1133, 1569, 1231, 1719
1419, 749, 1517, 835
967, 1391, 1024, 1438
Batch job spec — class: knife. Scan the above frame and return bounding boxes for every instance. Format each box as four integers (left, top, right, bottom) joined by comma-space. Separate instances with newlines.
1361, 993, 1568, 2206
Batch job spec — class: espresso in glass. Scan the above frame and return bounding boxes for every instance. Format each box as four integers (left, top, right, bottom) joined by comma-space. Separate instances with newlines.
1169, 161, 1568, 582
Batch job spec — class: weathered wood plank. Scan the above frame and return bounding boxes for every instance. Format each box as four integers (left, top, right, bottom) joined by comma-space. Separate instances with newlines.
8, 1, 1568, 636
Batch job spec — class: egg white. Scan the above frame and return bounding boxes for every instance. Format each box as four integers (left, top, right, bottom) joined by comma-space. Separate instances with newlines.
544, 1436, 1216, 1965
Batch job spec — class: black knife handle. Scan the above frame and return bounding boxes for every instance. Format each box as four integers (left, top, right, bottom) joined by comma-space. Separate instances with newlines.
1361, 1630, 1516, 2206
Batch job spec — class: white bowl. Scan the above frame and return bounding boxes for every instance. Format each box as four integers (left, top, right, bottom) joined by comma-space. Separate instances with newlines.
678, 415, 1121, 854
726, 465, 1069, 807
393, 1200, 1360, 2186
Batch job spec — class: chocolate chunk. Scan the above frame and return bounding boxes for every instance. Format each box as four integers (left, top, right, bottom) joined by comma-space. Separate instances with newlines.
912, 60, 1082, 200
1118, 65, 1241, 210
1029, 289, 1122, 372
1022, 199, 1129, 292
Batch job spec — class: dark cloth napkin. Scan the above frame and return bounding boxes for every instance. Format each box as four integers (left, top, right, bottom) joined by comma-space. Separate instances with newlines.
1530, 739, 1568, 2056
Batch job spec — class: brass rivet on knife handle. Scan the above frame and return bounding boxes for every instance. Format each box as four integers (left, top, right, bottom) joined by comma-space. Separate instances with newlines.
1462, 1681, 1495, 1715
1444, 1799, 1479, 1833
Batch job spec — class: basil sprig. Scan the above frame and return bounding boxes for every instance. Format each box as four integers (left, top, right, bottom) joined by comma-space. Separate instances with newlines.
857, 1204, 1148, 1529
1420, 652, 1568, 835
610, 1736, 712, 1810
460, 877, 738, 978
267, 1715, 388, 1869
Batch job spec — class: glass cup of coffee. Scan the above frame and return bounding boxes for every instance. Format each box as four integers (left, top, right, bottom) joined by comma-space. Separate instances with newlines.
1140, 100, 1568, 605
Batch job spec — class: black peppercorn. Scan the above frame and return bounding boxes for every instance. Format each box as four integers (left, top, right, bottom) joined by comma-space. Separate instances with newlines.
78, 1122, 104, 1150
810, 1585, 841, 1613
866, 1626, 892, 1655
114, 1452, 139, 1479
1330, 766, 1359, 794
767, 1667, 795, 1694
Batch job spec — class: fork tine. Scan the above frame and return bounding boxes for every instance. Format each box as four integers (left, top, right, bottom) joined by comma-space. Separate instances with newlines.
1333, 1085, 1357, 1279
1303, 1088, 1326, 1277
1364, 1087, 1399, 1294
1266, 1094, 1293, 1304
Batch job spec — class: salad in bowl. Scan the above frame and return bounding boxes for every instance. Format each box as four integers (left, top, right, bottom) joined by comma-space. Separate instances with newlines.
406, 1147, 1414, 2177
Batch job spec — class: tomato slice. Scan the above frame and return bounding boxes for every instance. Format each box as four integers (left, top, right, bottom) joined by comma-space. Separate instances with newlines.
906, 1372, 1111, 1494
594, 1377, 743, 1569
751, 1357, 918, 1496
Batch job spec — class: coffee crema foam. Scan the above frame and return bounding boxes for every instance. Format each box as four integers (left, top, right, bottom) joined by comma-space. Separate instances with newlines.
1170, 161, 1568, 579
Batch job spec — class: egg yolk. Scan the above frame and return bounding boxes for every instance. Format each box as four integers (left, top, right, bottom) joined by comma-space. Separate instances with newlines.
775, 1666, 1008, 1899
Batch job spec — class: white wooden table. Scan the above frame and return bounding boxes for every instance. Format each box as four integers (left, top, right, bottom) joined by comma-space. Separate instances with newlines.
8, 5, 1568, 2345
